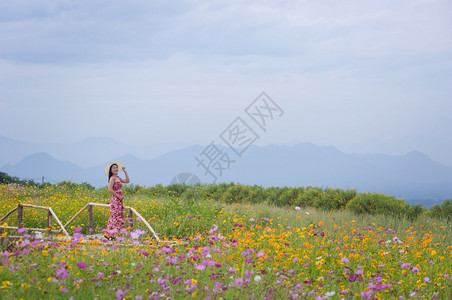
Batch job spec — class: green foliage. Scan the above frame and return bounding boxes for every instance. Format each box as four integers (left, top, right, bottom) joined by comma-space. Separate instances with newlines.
0, 171, 35, 185
277, 187, 303, 207
135, 184, 170, 198
203, 182, 235, 199
180, 185, 205, 200
79, 182, 95, 190
165, 183, 190, 197
151, 197, 223, 238
157, 183, 427, 220
405, 204, 424, 221
0, 170, 438, 221
294, 186, 324, 208
430, 199, 452, 222
247, 185, 266, 203
314, 188, 356, 211
345, 192, 412, 218
221, 183, 252, 203
122, 183, 143, 196
265, 186, 289, 206
57, 180, 79, 188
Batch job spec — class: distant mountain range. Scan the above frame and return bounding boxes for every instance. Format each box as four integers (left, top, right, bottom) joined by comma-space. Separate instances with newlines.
1, 136, 452, 207
0, 135, 188, 168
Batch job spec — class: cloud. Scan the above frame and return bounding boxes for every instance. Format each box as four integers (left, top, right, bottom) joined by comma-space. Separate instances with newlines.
1, 0, 451, 64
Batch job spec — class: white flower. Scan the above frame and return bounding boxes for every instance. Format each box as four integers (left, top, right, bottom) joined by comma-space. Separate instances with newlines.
254, 275, 262, 282
305, 211, 310, 215
325, 291, 336, 297
294, 206, 301, 211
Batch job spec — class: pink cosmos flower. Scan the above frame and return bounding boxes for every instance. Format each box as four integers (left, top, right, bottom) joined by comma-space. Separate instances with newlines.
208, 225, 218, 233
76, 262, 87, 269
401, 263, 411, 269
361, 291, 373, 299
56, 267, 69, 280
116, 289, 126, 300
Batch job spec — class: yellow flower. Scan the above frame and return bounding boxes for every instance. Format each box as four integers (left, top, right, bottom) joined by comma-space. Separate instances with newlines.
42, 250, 48, 256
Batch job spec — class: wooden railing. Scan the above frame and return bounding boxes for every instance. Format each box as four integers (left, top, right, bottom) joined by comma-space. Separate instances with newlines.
0, 203, 180, 245
63, 202, 178, 244
0, 204, 70, 239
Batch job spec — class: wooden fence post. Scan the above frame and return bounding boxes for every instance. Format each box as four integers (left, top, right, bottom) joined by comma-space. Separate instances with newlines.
128, 208, 133, 228
47, 210, 52, 236
17, 205, 23, 234
88, 205, 94, 234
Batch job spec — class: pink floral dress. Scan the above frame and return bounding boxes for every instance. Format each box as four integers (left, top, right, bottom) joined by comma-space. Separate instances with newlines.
107, 178, 125, 235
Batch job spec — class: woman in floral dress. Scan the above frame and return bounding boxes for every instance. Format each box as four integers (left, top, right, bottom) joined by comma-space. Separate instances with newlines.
105, 160, 130, 239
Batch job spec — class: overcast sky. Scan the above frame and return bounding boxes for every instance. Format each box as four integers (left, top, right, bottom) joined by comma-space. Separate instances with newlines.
1, 0, 451, 165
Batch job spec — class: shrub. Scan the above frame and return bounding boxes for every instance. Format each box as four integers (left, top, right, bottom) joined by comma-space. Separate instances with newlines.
79, 182, 95, 190
277, 187, 304, 207
294, 186, 324, 208
122, 183, 143, 196
180, 185, 205, 200
314, 188, 354, 210
0, 171, 36, 185
430, 199, 452, 222
265, 187, 290, 206
246, 185, 266, 203
221, 184, 251, 203
165, 184, 190, 198
346, 192, 411, 218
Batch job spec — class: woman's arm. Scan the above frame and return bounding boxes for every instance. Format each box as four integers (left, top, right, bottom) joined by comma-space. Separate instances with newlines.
120, 167, 130, 183
108, 177, 123, 199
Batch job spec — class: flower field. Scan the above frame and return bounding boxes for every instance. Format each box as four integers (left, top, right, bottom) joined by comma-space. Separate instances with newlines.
0, 183, 451, 299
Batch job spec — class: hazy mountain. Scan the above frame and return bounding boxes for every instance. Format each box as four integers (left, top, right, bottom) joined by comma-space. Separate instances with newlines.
0, 135, 189, 168
0, 136, 39, 168
2, 143, 452, 207
337, 135, 452, 167
1, 152, 82, 183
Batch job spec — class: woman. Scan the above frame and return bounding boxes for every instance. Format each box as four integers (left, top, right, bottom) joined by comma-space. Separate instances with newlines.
104, 160, 129, 240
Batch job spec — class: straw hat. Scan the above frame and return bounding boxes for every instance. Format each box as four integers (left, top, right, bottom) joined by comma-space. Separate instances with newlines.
104, 160, 123, 176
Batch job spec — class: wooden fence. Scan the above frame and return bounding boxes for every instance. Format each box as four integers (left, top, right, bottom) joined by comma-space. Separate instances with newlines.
0, 203, 180, 245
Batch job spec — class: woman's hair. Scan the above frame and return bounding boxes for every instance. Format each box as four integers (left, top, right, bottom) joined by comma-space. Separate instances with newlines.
108, 163, 118, 182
